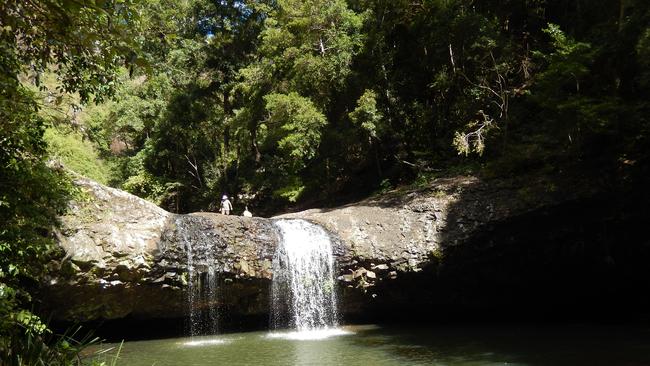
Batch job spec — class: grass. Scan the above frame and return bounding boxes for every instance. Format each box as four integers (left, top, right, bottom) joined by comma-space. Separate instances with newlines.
89, 340, 124, 366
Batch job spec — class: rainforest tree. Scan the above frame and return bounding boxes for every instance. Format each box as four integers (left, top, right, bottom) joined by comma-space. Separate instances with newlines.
0, 0, 141, 362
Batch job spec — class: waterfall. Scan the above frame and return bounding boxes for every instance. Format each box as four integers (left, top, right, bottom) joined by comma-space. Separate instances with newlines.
271, 219, 339, 332
176, 216, 220, 336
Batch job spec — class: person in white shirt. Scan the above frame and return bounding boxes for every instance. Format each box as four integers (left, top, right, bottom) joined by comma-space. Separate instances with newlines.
220, 195, 233, 215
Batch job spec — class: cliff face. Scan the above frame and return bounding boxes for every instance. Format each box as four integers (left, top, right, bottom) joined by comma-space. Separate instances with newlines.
43, 173, 650, 324
47, 177, 172, 320
45, 177, 281, 320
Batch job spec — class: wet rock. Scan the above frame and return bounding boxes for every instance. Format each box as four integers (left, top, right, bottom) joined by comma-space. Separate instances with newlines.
352, 268, 367, 279
338, 274, 354, 282
43, 172, 599, 322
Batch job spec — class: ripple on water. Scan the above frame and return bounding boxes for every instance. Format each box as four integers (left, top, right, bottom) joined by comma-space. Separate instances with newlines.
180, 338, 229, 347
265, 327, 353, 341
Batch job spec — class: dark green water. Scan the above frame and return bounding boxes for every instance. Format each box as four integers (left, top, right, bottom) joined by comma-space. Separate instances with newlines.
98, 324, 650, 366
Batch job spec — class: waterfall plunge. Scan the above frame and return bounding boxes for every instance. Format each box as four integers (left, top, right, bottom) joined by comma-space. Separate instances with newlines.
271, 219, 339, 333
176, 216, 220, 337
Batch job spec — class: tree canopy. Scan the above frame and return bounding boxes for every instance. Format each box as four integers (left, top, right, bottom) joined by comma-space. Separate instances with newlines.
72, 0, 649, 214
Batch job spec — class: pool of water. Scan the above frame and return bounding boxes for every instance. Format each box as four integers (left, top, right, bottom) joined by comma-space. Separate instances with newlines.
96, 324, 650, 366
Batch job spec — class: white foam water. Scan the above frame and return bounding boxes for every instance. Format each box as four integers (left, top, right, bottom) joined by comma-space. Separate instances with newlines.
180, 338, 229, 347
266, 328, 352, 341
271, 219, 339, 333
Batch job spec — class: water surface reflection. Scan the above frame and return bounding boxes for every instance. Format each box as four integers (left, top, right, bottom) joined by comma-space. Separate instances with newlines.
99, 324, 650, 366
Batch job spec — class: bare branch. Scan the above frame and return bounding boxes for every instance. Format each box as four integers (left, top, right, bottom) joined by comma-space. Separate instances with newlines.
453, 110, 496, 156
185, 154, 202, 189
449, 44, 456, 73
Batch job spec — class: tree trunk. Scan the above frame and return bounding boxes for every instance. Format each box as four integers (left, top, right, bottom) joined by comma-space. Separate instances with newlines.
619, 0, 629, 32
251, 125, 261, 164
373, 138, 383, 178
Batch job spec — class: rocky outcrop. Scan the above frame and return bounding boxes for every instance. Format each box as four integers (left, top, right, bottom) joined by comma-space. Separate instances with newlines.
45, 176, 281, 321
277, 174, 603, 317
47, 177, 171, 319
294, 175, 596, 269
44, 171, 649, 324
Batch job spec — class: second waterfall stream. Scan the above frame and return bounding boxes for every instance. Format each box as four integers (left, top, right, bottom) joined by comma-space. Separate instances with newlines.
270, 219, 345, 339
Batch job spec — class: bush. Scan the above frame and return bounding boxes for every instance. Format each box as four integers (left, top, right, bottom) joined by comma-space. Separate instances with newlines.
44, 128, 112, 184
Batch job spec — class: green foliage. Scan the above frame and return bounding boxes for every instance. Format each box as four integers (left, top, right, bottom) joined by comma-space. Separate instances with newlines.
533, 24, 594, 101
349, 90, 383, 139
0, 0, 143, 103
0, 86, 77, 362
265, 92, 327, 163
120, 152, 166, 201
258, 0, 365, 104
44, 128, 112, 184
526, 19, 640, 159
0, 89, 71, 282
0, 0, 144, 361
262, 91, 328, 202
1, 324, 107, 366
272, 176, 306, 203
62, 0, 650, 213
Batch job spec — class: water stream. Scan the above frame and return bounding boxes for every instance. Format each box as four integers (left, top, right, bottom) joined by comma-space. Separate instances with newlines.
177, 216, 220, 336
271, 219, 339, 334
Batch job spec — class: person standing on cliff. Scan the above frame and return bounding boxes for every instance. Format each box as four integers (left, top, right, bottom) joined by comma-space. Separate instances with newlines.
220, 195, 233, 215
